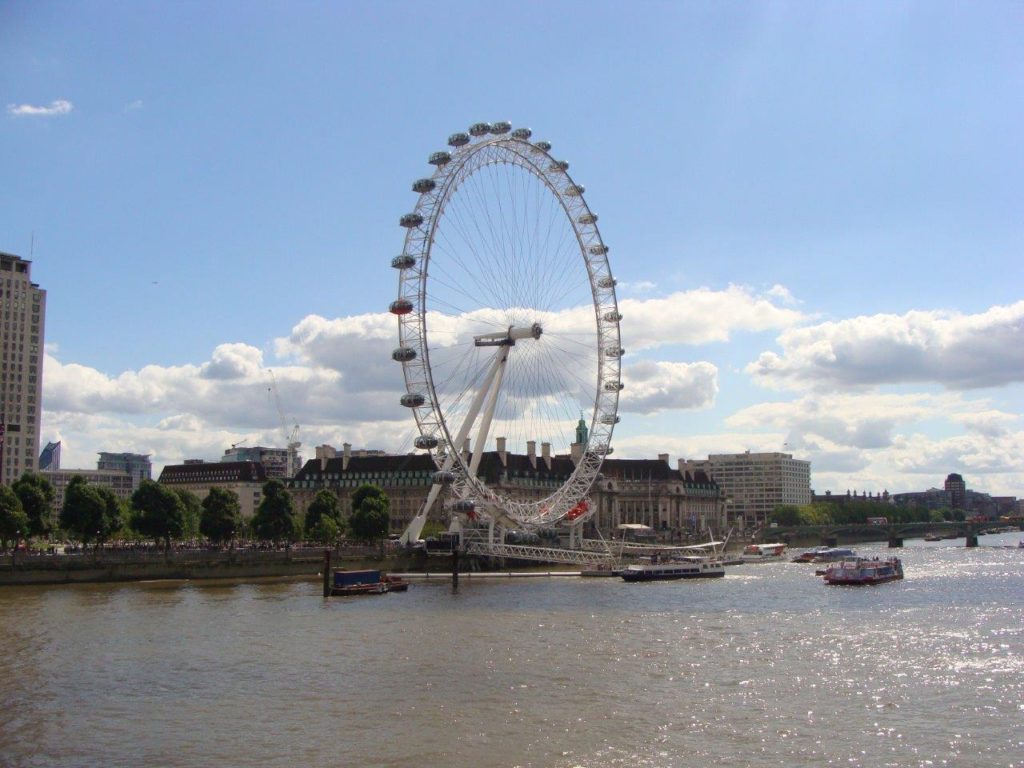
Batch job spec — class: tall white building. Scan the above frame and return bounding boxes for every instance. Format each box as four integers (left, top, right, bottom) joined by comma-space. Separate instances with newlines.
0, 252, 45, 485
689, 451, 812, 530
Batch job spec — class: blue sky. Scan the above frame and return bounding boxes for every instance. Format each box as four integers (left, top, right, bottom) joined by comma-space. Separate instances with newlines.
2, 1, 1021, 497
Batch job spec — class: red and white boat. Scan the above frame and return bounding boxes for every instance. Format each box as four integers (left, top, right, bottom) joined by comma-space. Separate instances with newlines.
740, 542, 787, 563
822, 556, 903, 585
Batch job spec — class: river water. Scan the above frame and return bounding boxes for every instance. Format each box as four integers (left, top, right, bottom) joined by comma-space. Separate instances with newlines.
1, 533, 1021, 768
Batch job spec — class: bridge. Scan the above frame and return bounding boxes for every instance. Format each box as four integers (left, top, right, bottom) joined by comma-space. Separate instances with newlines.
759, 521, 1014, 549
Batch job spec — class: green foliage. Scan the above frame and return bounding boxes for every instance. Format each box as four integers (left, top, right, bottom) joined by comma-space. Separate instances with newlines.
0, 484, 29, 550
174, 488, 203, 539
200, 487, 242, 545
250, 479, 299, 544
131, 479, 185, 550
304, 489, 342, 535
348, 484, 390, 544
60, 476, 121, 546
307, 514, 339, 545
12, 472, 56, 538
770, 505, 801, 527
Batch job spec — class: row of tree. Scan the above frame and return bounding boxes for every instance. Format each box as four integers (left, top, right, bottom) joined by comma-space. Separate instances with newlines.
769, 500, 966, 527
0, 472, 393, 551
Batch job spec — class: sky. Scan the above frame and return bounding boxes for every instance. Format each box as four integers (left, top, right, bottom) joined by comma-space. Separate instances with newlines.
1, 1, 1022, 498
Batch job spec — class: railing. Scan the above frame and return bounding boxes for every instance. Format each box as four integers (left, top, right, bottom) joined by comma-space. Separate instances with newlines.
463, 540, 615, 566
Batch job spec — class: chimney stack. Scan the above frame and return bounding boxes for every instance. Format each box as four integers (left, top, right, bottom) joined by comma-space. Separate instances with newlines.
659, 453, 669, 465
496, 436, 507, 466
343, 442, 351, 471
316, 444, 336, 472
527, 440, 536, 468
541, 442, 551, 470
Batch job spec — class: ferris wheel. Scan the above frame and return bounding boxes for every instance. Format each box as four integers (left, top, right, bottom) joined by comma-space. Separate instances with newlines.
390, 122, 623, 544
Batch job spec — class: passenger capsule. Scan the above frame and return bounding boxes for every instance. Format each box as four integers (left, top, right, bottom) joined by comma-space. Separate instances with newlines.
490, 120, 512, 134
400, 213, 424, 228
400, 393, 426, 408
432, 470, 456, 485
392, 347, 417, 362
414, 435, 439, 450
468, 122, 491, 137
550, 160, 569, 172
534, 140, 552, 152
565, 184, 585, 196
412, 178, 436, 193
597, 276, 617, 289
448, 132, 470, 147
600, 414, 621, 425
589, 244, 609, 255
604, 380, 625, 392
605, 346, 625, 358
451, 499, 476, 513
577, 213, 598, 225
429, 151, 451, 166
391, 254, 416, 269
591, 443, 613, 456
389, 298, 414, 315
511, 127, 532, 140
603, 311, 623, 322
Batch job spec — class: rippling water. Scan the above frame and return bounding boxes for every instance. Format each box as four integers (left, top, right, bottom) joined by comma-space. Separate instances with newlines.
2, 533, 1022, 768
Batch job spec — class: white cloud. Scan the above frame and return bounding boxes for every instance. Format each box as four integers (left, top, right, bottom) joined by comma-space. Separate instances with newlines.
746, 301, 1024, 391
621, 360, 718, 414
621, 284, 805, 351
7, 99, 73, 117
124, 99, 144, 112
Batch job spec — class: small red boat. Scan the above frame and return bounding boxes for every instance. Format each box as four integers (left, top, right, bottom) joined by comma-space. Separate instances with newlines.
822, 557, 903, 585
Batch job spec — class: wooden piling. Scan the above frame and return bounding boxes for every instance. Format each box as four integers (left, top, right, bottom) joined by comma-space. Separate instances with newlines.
452, 547, 460, 590
322, 549, 331, 597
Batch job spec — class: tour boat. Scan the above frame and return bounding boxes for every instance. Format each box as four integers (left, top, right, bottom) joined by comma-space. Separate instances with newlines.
822, 557, 903, 585
791, 546, 830, 563
794, 546, 858, 565
741, 542, 787, 563
330, 569, 408, 596
620, 555, 725, 581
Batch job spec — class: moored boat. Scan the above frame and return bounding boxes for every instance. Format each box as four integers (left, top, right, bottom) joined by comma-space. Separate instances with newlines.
741, 542, 787, 563
330, 569, 408, 596
822, 557, 903, 585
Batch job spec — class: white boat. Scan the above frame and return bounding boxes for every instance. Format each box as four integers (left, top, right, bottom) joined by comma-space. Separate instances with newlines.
741, 542, 787, 563
620, 540, 727, 581
620, 556, 725, 581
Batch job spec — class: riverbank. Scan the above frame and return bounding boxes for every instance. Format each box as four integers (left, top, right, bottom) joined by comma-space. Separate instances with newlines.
0, 548, 419, 587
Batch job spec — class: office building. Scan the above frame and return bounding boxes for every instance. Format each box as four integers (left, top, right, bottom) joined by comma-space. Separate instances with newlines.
689, 451, 811, 530
0, 252, 45, 485
97, 452, 151, 492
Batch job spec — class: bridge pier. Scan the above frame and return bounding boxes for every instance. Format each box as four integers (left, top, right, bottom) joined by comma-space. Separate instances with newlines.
965, 533, 978, 548
888, 535, 903, 548
452, 547, 460, 589
821, 535, 838, 547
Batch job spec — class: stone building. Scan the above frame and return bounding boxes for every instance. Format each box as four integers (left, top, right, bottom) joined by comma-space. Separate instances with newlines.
158, 461, 267, 519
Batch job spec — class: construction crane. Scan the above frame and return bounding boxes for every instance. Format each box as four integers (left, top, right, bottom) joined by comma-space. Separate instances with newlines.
267, 369, 301, 478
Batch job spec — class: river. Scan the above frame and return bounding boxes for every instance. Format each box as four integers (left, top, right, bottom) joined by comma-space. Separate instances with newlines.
1, 532, 1021, 768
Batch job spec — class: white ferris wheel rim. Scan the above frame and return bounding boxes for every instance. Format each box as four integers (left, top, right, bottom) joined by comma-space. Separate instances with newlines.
391, 124, 622, 528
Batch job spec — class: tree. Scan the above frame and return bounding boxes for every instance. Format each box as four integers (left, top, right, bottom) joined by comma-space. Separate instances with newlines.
200, 487, 242, 546
770, 505, 801, 527
304, 489, 342, 533
348, 483, 390, 546
131, 479, 184, 551
307, 514, 339, 546
174, 488, 202, 540
0, 485, 29, 551
60, 476, 120, 548
250, 479, 299, 545
12, 472, 56, 539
